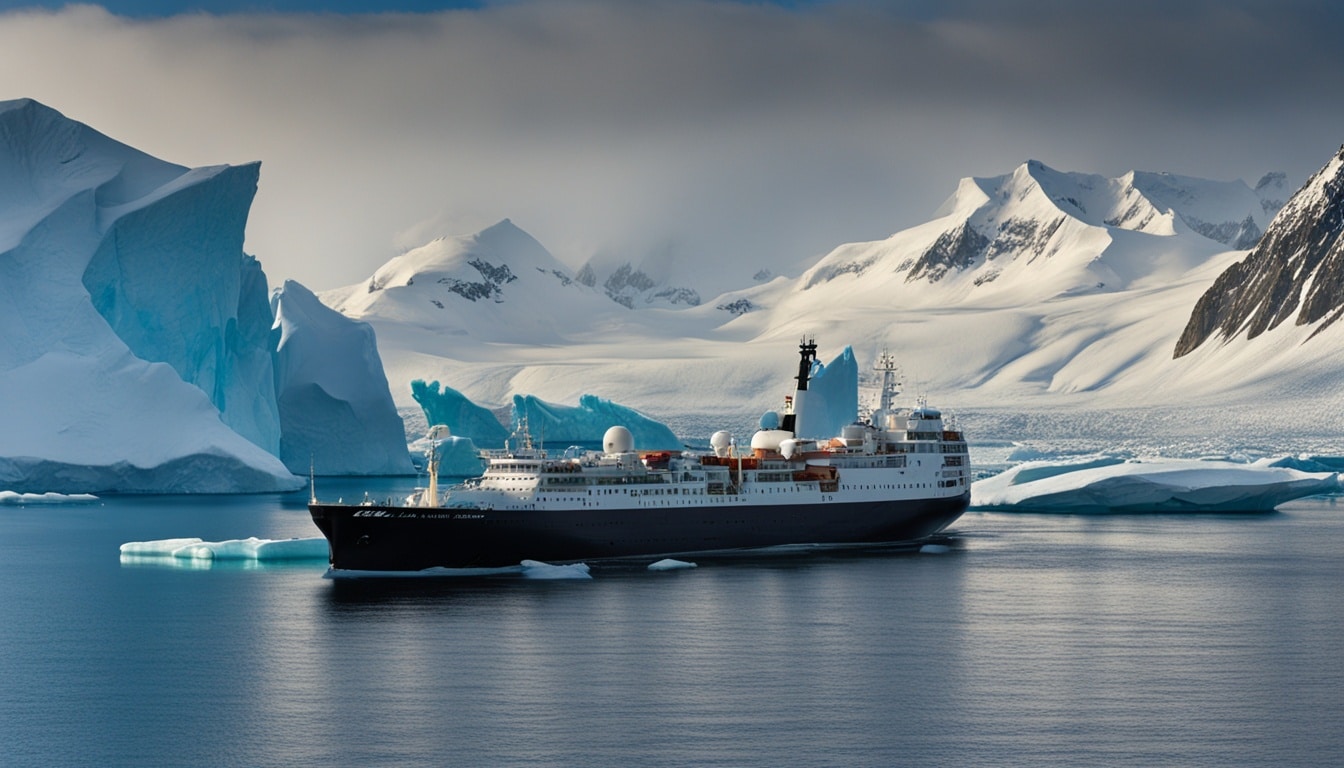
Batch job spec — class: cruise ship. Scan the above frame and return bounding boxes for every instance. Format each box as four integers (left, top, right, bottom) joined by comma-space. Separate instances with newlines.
309, 341, 970, 572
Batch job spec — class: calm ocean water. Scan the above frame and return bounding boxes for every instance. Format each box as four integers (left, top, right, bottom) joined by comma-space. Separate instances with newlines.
2, 478, 1341, 767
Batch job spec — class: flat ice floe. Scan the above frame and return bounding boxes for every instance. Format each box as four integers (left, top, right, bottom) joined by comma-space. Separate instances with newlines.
972, 457, 1340, 513
0, 491, 98, 505
119, 537, 329, 561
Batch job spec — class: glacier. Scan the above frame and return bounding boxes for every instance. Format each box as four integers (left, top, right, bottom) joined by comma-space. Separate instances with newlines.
271, 280, 413, 476
410, 379, 511, 449
511, 393, 681, 450
972, 457, 1340, 513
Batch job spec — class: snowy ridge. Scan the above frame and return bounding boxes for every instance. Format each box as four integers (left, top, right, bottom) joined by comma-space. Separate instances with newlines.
327, 151, 1339, 460
1176, 146, 1344, 356
800, 160, 1272, 305
322, 219, 607, 344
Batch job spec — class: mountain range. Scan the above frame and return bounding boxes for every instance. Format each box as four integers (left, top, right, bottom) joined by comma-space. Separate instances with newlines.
325, 153, 1344, 455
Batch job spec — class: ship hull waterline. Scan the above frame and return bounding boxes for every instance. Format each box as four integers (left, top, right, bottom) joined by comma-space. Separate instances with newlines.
309, 492, 970, 572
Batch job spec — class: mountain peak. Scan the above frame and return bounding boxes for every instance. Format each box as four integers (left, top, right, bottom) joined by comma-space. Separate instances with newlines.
1174, 145, 1344, 357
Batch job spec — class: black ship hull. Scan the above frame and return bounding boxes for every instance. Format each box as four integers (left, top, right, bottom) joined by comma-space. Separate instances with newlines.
309, 492, 970, 572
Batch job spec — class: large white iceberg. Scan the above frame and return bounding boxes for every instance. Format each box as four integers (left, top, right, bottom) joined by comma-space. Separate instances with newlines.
0, 99, 418, 492
511, 393, 681, 450
972, 457, 1340, 513
271, 280, 413, 475
0, 99, 298, 493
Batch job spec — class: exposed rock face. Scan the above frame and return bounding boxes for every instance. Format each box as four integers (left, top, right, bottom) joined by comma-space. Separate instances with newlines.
1174, 147, 1344, 358
594, 261, 701, 309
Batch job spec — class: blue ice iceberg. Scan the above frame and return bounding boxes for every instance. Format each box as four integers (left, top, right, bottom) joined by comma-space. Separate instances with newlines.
795, 346, 859, 439
411, 379, 511, 448
272, 280, 414, 475
972, 457, 1340, 513
511, 393, 680, 450
0, 99, 299, 493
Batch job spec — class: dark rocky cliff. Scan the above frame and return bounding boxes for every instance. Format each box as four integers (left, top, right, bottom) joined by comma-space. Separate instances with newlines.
1174, 146, 1344, 357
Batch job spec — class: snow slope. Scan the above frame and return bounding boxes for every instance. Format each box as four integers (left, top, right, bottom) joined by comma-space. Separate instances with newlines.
0, 99, 299, 493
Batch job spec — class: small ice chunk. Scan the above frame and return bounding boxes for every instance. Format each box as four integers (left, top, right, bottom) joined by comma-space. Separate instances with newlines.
648, 558, 697, 570
519, 559, 592, 579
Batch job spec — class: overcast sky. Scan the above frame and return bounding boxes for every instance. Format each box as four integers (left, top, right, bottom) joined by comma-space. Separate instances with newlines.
2, 1, 1342, 292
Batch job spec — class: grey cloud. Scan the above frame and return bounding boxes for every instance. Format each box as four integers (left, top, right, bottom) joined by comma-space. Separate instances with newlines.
1, 1, 1340, 293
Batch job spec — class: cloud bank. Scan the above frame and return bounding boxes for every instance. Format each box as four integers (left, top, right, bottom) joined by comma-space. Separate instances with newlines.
2, 1, 1342, 292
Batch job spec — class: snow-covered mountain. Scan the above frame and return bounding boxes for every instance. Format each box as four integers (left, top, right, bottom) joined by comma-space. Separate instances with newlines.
343, 158, 1344, 457
1175, 146, 1344, 356
792, 160, 1276, 307
321, 219, 612, 344
574, 251, 702, 309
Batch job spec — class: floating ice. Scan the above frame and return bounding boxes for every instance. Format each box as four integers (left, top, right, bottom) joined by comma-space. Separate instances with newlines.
0, 491, 98, 505
648, 558, 697, 570
119, 537, 329, 561
520, 559, 593, 580
972, 457, 1340, 513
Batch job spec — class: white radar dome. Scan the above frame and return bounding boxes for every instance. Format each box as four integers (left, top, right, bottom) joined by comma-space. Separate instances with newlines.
709, 430, 733, 458
603, 426, 635, 454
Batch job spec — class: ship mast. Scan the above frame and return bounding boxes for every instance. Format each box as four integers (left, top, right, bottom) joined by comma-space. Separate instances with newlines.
421, 424, 449, 507
875, 349, 902, 414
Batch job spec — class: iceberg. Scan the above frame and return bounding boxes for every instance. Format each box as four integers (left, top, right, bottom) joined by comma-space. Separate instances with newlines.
411, 379, 510, 448
648, 558, 697, 571
119, 537, 329, 561
0, 491, 98, 505
271, 281, 414, 475
972, 457, 1340, 513
0, 99, 299, 493
120, 537, 328, 571
796, 346, 859, 439
511, 393, 681, 450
